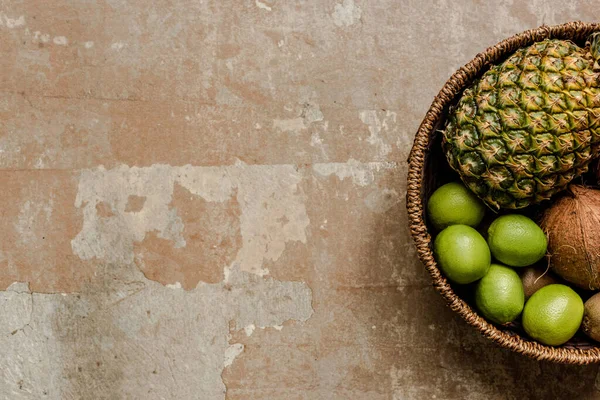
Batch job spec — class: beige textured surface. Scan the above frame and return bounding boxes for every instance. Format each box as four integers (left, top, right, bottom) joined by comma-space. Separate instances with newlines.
2, 0, 600, 398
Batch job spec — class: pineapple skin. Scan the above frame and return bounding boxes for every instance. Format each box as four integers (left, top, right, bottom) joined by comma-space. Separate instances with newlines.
444, 39, 600, 210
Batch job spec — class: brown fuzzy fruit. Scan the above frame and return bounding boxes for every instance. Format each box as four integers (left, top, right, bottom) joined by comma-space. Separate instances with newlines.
583, 293, 600, 342
540, 185, 600, 290
520, 267, 558, 299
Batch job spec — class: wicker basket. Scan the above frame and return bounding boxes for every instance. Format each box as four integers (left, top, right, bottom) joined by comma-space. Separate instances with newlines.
407, 21, 600, 364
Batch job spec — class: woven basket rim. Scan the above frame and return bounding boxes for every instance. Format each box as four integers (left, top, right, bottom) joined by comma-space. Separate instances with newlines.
407, 21, 600, 364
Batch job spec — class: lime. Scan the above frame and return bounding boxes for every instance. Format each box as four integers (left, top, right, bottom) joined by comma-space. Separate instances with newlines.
487, 214, 547, 267
475, 264, 524, 324
427, 182, 486, 231
522, 284, 584, 346
434, 224, 491, 284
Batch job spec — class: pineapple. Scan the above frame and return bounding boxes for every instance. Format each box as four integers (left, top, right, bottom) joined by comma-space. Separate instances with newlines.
444, 33, 600, 210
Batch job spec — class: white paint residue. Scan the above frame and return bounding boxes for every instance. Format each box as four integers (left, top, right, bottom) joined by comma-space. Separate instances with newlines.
71, 165, 186, 264
310, 132, 323, 147
176, 165, 235, 203
230, 165, 309, 276
332, 0, 362, 27
302, 103, 324, 124
3, 15, 25, 29
111, 42, 126, 50
359, 110, 394, 158
313, 159, 397, 187
273, 325, 283, 331
223, 343, 244, 368
33, 31, 51, 43
53, 36, 68, 46
34, 158, 45, 169
166, 282, 182, 290
273, 118, 305, 133
274, 103, 324, 133
84, 41, 94, 49
72, 164, 310, 277
223, 265, 233, 283
255, 0, 272, 11
243, 324, 256, 336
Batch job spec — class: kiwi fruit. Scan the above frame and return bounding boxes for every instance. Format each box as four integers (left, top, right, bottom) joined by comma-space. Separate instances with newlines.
583, 293, 600, 342
521, 267, 558, 299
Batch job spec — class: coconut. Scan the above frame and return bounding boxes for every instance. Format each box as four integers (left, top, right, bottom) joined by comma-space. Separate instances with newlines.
539, 185, 600, 290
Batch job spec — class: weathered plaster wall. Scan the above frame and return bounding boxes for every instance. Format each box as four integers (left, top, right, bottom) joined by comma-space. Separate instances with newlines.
2, 0, 600, 398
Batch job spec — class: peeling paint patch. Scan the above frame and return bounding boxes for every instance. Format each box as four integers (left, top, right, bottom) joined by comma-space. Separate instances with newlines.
332, 0, 362, 27
274, 103, 325, 133
111, 42, 126, 50
243, 324, 256, 336
166, 282, 182, 290
72, 163, 309, 278
33, 31, 51, 43
310, 132, 324, 147
53, 36, 68, 46
2, 14, 25, 28
313, 159, 397, 187
223, 343, 244, 368
302, 103, 324, 124
273, 117, 306, 133
255, 0, 272, 11
359, 110, 394, 158
223, 265, 233, 283
71, 165, 186, 264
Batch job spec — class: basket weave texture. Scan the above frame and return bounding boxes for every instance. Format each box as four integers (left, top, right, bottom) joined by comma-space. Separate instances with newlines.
407, 21, 600, 364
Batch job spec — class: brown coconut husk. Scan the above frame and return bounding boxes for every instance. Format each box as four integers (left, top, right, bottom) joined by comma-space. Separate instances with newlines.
540, 185, 600, 290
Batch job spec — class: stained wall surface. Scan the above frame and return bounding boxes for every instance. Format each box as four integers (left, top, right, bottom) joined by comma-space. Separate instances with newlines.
1, 1, 600, 398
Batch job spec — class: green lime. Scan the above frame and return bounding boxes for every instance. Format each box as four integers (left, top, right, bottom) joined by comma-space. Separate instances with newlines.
522, 284, 584, 346
427, 182, 486, 231
475, 264, 524, 324
487, 214, 547, 267
434, 224, 491, 284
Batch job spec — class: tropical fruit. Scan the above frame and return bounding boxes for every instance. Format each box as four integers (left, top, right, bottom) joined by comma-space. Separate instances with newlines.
433, 225, 491, 284
475, 264, 525, 324
427, 182, 486, 230
487, 214, 547, 267
583, 293, 600, 341
540, 185, 600, 289
521, 267, 558, 299
443, 34, 600, 210
522, 284, 584, 346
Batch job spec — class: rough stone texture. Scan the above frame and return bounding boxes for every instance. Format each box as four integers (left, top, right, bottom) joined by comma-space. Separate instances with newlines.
2, 0, 600, 398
